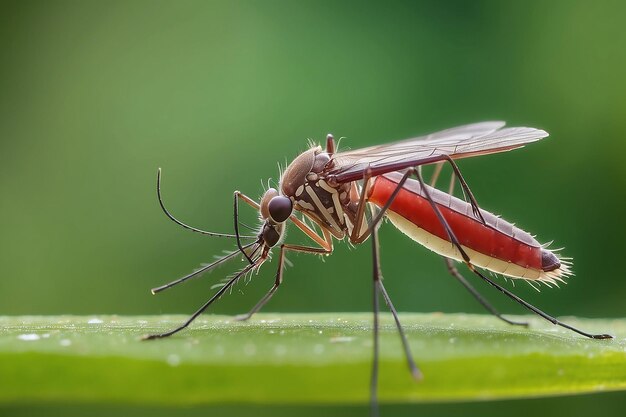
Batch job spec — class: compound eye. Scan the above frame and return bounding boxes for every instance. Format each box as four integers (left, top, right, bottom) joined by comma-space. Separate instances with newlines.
268, 196, 293, 223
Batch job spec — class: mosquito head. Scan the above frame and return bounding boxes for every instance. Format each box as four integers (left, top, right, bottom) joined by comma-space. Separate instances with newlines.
260, 188, 293, 223
259, 221, 283, 247
258, 187, 291, 247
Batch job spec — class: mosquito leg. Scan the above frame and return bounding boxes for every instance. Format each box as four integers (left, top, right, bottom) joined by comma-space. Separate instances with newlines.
370, 211, 421, 379
233, 243, 332, 322
433, 160, 458, 200
448, 170, 456, 196
377, 281, 423, 379
349, 169, 373, 243
424, 156, 484, 224
233, 191, 266, 264
233, 192, 255, 264
235, 191, 261, 210
370, 225, 381, 417
440, 155, 486, 224
288, 215, 333, 251
436, 166, 526, 327
467, 264, 612, 339
369, 212, 422, 417
443, 257, 528, 327
429, 161, 444, 187
232, 284, 279, 322
410, 168, 612, 340
142, 261, 258, 340
363, 169, 414, 241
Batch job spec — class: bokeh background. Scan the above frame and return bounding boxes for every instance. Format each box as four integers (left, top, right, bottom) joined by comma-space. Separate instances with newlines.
1, 0, 625, 415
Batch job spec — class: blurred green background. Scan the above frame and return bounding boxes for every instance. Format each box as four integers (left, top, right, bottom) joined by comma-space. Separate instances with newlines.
1, 0, 625, 414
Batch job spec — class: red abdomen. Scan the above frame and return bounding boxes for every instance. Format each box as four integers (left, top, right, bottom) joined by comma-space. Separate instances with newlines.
368, 173, 543, 273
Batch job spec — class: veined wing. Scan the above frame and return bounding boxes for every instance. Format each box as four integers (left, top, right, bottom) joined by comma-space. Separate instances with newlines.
328, 122, 549, 183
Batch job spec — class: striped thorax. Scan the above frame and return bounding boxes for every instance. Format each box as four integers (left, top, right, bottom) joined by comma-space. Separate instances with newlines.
280, 146, 361, 239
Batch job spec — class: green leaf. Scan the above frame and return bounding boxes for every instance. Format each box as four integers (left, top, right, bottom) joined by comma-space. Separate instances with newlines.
1, 314, 625, 405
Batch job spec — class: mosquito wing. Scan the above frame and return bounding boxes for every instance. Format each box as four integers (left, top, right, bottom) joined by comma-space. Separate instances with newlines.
328, 121, 549, 183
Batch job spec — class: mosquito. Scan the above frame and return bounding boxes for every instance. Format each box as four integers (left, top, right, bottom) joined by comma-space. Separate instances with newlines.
143, 121, 612, 415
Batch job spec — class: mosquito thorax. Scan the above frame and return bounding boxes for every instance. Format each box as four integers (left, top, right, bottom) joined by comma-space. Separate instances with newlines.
280, 147, 320, 197
279, 144, 355, 238
280, 146, 336, 197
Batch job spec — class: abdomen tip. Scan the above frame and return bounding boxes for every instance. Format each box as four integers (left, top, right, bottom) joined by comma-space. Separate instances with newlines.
541, 249, 561, 272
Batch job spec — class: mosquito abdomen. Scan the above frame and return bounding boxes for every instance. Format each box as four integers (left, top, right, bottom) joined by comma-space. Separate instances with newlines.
369, 172, 570, 283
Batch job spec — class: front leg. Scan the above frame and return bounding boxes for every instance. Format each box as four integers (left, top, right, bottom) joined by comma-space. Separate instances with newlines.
233, 242, 332, 322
